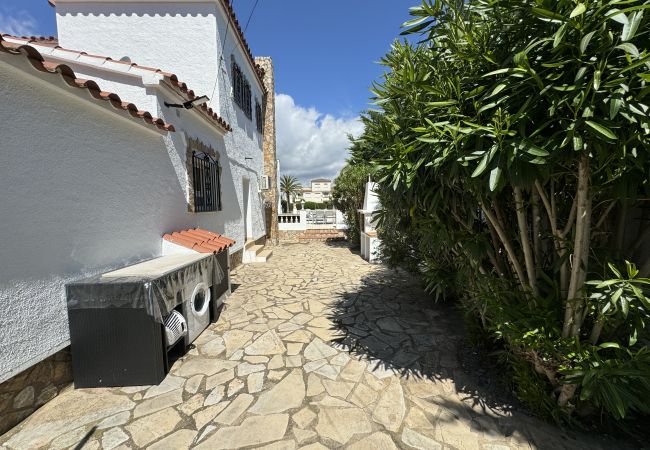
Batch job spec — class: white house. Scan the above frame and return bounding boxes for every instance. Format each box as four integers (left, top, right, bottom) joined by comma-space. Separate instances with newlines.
0, 0, 278, 433
298, 178, 333, 204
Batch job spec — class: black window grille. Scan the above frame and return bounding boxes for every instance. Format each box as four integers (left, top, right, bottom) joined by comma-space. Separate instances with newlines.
231, 57, 252, 120
192, 151, 221, 212
255, 100, 263, 134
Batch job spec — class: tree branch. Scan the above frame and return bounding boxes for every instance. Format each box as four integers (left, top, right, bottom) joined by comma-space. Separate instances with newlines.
514, 187, 539, 296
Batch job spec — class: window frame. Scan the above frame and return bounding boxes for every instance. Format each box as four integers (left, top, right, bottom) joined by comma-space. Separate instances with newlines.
231, 56, 252, 120
187, 137, 222, 213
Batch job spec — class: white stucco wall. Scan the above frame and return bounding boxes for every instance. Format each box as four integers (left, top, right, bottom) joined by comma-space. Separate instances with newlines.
53, 0, 268, 251
0, 61, 201, 383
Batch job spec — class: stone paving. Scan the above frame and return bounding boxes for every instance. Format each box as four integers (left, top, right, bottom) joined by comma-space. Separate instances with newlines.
0, 242, 629, 450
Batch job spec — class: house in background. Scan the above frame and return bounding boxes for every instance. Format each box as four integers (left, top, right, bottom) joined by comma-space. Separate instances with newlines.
0, 0, 278, 433
298, 178, 333, 204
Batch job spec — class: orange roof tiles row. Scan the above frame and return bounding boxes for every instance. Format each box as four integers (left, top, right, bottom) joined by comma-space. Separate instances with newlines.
163, 228, 235, 254
2, 34, 233, 133
0, 36, 175, 133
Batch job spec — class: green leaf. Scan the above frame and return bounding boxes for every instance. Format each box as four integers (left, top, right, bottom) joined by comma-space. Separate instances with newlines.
608, 262, 622, 278
593, 70, 601, 90
580, 31, 596, 54
553, 23, 567, 48
489, 166, 501, 191
606, 9, 629, 25
570, 3, 586, 18
616, 43, 640, 58
622, 10, 643, 41
585, 120, 617, 140
426, 100, 457, 107
532, 7, 566, 23
573, 133, 584, 151
599, 342, 621, 349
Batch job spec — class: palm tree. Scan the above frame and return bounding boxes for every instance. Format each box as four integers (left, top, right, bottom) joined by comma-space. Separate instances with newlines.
280, 175, 302, 213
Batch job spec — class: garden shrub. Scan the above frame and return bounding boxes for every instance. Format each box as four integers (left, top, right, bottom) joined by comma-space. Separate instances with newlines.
349, 0, 650, 427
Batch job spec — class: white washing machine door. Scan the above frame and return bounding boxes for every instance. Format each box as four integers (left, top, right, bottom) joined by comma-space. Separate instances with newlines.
190, 283, 211, 318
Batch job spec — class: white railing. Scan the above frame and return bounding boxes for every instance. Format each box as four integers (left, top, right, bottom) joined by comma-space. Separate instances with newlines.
278, 210, 348, 231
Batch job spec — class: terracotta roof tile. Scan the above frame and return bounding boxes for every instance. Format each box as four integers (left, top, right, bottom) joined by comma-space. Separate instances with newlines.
2, 34, 233, 133
0, 36, 175, 133
163, 228, 235, 254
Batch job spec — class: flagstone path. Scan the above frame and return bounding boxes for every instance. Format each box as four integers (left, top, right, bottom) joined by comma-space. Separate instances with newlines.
0, 242, 629, 449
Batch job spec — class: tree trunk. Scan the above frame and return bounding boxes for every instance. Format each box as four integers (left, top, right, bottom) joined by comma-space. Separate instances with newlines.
514, 187, 539, 296
563, 152, 592, 338
481, 203, 528, 292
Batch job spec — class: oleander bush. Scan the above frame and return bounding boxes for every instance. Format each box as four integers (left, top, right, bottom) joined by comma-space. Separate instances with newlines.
350, 0, 650, 426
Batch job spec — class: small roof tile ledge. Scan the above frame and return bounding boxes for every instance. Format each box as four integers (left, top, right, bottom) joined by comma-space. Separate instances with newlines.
0, 35, 175, 133
1, 34, 233, 134
163, 228, 235, 254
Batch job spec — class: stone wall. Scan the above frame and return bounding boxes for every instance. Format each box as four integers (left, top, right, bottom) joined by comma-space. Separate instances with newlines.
278, 230, 346, 242
0, 348, 72, 435
255, 57, 279, 245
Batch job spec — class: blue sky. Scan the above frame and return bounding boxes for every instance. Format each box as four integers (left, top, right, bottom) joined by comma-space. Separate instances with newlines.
0, 0, 417, 182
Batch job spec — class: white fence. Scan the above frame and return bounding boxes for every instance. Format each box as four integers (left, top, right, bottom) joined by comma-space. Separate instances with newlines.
278, 210, 347, 231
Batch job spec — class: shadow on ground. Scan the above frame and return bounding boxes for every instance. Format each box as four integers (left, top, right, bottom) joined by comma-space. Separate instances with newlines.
325, 260, 635, 450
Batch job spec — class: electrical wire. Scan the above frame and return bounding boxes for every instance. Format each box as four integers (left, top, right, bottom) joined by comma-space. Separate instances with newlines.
243, 0, 261, 32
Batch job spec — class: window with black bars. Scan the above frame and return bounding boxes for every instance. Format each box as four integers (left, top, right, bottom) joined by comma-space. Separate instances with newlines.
231, 57, 252, 120
192, 152, 221, 212
255, 100, 263, 134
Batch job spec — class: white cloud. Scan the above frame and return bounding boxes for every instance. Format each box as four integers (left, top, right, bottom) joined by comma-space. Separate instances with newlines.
275, 93, 364, 185
0, 10, 38, 36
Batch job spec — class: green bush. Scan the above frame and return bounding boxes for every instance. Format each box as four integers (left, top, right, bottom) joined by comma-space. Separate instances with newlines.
350, 0, 650, 425
332, 163, 372, 248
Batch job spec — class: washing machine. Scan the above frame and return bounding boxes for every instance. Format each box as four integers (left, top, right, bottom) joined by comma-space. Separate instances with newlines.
182, 281, 212, 345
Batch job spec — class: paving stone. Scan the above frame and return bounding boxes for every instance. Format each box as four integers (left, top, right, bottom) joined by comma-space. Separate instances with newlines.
245, 330, 287, 355
304, 338, 338, 361
185, 374, 204, 394
227, 378, 245, 397
322, 379, 355, 399
131, 389, 183, 420
292, 407, 317, 429
286, 355, 303, 367
306, 373, 325, 397
3, 390, 134, 449
126, 408, 181, 447
349, 383, 378, 408
283, 330, 313, 343
268, 354, 285, 370
194, 414, 289, 449
404, 405, 432, 429
293, 427, 317, 445
329, 352, 351, 367
297, 443, 329, 450
205, 385, 226, 406
244, 355, 270, 364
196, 425, 217, 443
223, 330, 254, 357
96, 411, 130, 430
401, 428, 443, 450
100, 428, 128, 450
258, 439, 298, 450
313, 363, 341, 380
311, 395, 355, 408
278, 322, 303, 333
287, 343, 304, 356
215, 393, 254, 425
250, 369, 305, 414
194, 401, 230, 429
229, 349, 244, 360
303, 359, 327, 373
247, 371, 265, 393
314, 407, 372, 445
348, 432, 399, 450
206, 368, 235, 389
372, 377, 406, 432
291, 312, 314, 325
200, 336, 226, 356
237, 362, 265, 376
143, 375, 185, 399
176, 358, 236, 377
179, 393, 205, 416
148, 429, 197, 450
268, 369, 288, 381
